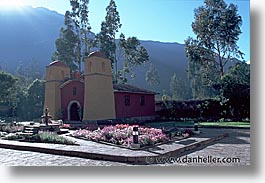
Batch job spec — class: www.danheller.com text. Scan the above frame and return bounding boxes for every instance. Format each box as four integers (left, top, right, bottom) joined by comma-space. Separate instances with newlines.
145, 155, 241, 164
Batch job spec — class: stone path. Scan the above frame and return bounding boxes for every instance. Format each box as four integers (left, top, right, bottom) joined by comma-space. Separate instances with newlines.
0, 128, 250, 166
164, 129, 250, 166
0, 148, 128, 166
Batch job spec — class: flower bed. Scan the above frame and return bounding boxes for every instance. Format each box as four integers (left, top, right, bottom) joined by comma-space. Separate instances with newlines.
0, 123, 23, 133
72, 124, 188, 148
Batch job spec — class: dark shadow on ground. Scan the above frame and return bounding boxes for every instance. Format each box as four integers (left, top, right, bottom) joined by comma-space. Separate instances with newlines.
195, 128, 250, 145
177, 139, 197, 145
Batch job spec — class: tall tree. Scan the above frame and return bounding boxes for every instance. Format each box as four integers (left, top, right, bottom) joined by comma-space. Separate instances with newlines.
70, 0, 92, 72
185, 38, 218, 99
190, 0, 243, 77
0, 71, 17, 105
214, 62, 250, 119
145, 63, 160, 89
53, 0, 92, 72
185, 0, 243, 99
52, 11, 78, 71
118, 33, 149, 84
15, 79, 45, 121
96, 0, 121, 83
96, 0, 149, 84
15, 60, 43, 93
170, 73, 192, 100
27, 79, 45, 120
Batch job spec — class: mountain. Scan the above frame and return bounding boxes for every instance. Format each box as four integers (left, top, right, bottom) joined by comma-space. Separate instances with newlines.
0, 6, 189, 94
0, 7, 64, 72
128, 41, 188, 93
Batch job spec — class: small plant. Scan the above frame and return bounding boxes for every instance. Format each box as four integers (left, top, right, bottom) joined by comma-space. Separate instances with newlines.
0, 123, 23, 133
2, 131, 76, 145
3, 133, 22, 140
34, 132, 76, 145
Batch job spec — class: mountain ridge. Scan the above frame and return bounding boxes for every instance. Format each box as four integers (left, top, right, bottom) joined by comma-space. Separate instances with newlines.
0, 6, 189, 94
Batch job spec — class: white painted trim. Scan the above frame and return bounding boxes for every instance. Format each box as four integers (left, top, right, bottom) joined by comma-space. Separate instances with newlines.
67, 100, 81, 121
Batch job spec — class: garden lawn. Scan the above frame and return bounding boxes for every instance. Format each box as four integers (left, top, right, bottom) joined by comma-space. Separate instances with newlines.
200, 122, 250, 128
145, 121, 194, 128
145, 121, 250, 128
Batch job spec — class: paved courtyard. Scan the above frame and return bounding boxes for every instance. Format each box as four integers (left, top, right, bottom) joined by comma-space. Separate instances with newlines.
168, 128, 250, 166
0, 148, 128, 166
0, 129, 250, 166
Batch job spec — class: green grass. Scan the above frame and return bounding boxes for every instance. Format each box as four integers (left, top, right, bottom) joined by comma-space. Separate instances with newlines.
145, 121, 250, 128
145, 121, 194, 128
200, 122, 250, 128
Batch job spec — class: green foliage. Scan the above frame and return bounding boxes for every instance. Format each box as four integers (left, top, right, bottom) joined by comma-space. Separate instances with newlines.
96, 0, 149, 84
34, 132, 76, 145
118, 33, 149, 83
185, 37, 219, 99
2, 132, 76, 145
0, 123, 24, 133
214, 62, 250, 119
191, 0, 243, 76
15, 61, 43, 94
145, 63, 160, 88
161, 89, 169, 101
157, 99, 227, 121
52, 26, 78, 71
185, 0, 243, 99
3, 133, 21, 140
53, 0, 93, 72
0, 62, 44, 121
95, 0, 121, 69
16, 79, 45, 121
169, 73, 192, 100
0, 71, 17, 105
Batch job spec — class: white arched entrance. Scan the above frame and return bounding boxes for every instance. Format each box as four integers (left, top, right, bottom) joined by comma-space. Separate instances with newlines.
67, 100, 81, 121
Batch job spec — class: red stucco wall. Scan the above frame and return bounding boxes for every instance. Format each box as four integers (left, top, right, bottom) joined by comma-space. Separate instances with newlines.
60, 80, 84, 120
114, 92, 155, 118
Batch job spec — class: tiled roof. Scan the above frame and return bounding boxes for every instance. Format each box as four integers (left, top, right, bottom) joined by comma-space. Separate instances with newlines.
60, 79, 84, 89
113, 84, 157, 94
48, 61, 69, 68
88, 51, 108, 59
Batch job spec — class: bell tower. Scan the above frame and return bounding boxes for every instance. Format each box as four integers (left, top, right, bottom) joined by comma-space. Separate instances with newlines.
44, 61, 70, 119
83, 51, 116, 120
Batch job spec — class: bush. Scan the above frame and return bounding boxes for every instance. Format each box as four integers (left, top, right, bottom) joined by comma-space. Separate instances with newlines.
32, 132, 76, 145
156, 99, 233, 121
2, 132, 76, 145
0, 123, 24, 133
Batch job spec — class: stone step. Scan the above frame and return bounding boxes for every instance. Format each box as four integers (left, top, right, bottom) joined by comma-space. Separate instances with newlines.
24, 130, 33, 132
20, 132, 33, 135
24, 128, 34, 130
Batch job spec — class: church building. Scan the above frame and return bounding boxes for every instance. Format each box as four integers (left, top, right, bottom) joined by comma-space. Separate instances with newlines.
44, 51, 156, 122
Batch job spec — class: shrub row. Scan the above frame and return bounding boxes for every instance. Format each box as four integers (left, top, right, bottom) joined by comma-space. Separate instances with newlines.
156, 99, 249, 121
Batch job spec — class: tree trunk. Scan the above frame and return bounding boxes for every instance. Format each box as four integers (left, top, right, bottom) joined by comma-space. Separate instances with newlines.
217, 45, 224, 77
114, 35, 118, 84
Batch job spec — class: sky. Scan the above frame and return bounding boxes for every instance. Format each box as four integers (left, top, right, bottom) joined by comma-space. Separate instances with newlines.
0, 0, 250, 61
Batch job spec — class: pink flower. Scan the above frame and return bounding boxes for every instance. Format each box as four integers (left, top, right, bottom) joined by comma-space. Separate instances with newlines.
72, 124, 170, 147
